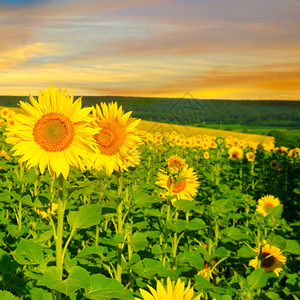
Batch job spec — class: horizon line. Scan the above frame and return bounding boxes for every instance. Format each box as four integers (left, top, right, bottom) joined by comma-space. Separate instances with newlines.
0, 95, 299, 102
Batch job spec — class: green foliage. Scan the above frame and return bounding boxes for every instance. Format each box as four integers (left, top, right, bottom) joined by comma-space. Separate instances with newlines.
0, 120, 299, 299
42, 266, 90, 296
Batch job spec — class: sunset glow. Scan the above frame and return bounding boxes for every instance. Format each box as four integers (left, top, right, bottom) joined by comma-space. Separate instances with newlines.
0, 0, 299, 99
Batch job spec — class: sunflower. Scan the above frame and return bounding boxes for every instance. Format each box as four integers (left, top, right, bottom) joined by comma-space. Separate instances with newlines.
270, 160, 278, 169
249, 241, 286, 276
0, 108, 9, 119
156, 167, 200, 202
0, 149, 10, 160
36, 202, 58, 219
228, 146, 243, 160
203, 151, 209, 160
87, 102, 141, 175
166, 154, 186, 173
246, 152, 255, 162
198, 261, 216, 280
256, 195, 281, 217
5, 85, 97, 179
136, 277, 201, 300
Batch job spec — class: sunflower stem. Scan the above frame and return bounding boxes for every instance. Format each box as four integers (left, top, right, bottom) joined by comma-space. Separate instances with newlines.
115, 174, 124, 283
17, 162, 25, 231
206, 238, 212, 282
55, 174, 65, 300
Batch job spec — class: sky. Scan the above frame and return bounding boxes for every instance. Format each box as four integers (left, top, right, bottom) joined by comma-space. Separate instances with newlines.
0, 0, 299, 99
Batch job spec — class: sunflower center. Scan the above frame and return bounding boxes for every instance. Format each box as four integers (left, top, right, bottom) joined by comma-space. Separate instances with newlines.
232, 151, 239, 158
33, 113, 74, 152
95, 121, 126, 156
261, 252, 275, 268
167, 178, 187, 193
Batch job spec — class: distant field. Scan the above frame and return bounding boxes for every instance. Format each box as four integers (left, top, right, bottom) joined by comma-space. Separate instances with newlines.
137, 120, 274, 143
204, 124, 300, 138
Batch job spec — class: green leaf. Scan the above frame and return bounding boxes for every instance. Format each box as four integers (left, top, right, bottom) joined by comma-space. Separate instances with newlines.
237, 245, 257, 258
0, 190, 12, 203
133, 192, 161, 207
67, 203, 101, 230
268, 205, 283, 218
264, 291, 281, 300
284, 239, 300, 255
0, 291, 19, 300
42, 266, 90, 296
247, 269, 268, 290
182, 251, 204, 269
10, 191, 49, 208
268, 234, 286, 250
30, 287, 53, 300
167, 220, 186, 232
212, 247, 228, 258
194, 275, 214, 291
144, 208, 161, 217
186, 218, 206, 230
76, 246, 103, 259
227, 227, 248, 241
293, 187, 300, 194
174, 200, 196, 211
133, 259, 169, 279
84, 274, 134, 299
129, 232, 148, 251
151, 244, 163, 255
15, 240, 46, 272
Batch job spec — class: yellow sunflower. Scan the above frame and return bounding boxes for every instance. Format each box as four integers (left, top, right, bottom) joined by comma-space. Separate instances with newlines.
88, 102, 141, 175
228, 146, 243, 160
246, 152, 255, 162
5, 85, 97, 179
256, 195, 281, 217
136, 277, 201, 300
0, 149, 10, 160
0, 107, 9, 119
166, 154, 186, 173
203, 151, 209, 160
198, 261, 216, 280
249, 241, 286, 276
156, 167, 200, 202
36, 202, 58, 219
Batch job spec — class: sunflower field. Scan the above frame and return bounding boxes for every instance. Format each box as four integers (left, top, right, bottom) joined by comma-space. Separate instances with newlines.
0, 86, 299, 300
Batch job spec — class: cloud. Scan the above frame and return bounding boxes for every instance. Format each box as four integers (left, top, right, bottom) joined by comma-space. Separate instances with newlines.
0, 0, 299, 99
0, 42, 64, 70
